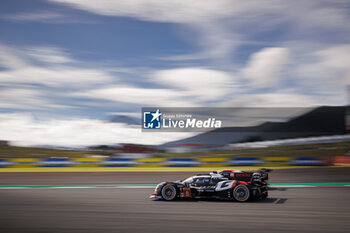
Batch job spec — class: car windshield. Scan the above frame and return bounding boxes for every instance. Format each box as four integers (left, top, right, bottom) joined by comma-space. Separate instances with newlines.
183, 176, 211, 185
195, 178, 210, 184
183, 177, 195, 183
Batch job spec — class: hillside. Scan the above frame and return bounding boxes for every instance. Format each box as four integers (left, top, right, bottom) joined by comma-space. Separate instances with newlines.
162, 106, 347, 146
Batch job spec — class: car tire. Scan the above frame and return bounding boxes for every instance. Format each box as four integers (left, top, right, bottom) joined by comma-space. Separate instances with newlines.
161, 184, 177, 201
233, 184, 250, 202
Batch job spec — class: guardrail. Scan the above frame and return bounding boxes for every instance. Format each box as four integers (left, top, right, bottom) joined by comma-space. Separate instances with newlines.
0, 157, 333, 167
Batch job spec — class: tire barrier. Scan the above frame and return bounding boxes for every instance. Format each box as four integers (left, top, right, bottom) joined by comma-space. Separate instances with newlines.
0, 156, 334, 167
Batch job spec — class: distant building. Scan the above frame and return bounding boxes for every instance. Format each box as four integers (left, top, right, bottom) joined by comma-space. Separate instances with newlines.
346, 86, 350, 131
119, 144, 155, 153
114, 144, 157, 158
0, 140, 9, 146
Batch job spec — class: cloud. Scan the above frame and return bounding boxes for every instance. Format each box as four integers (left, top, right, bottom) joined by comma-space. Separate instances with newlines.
1, 1, 350, 110
241, 47, 290, 88
49, 0, 349, 27
0, 67, 113, 87
0, 44, 27, 69
48, 0, 236, 23
154, 68, 236, 101
0, 113, 194, 147
1, 11, 64, 22
0, 41, 346, 114
0, 44, 239, 112
0, 44, 114, 88
220, 92, 321, 107
73, 67, 238, 107
0, 88, 69, 109
73, 85, 197, 107
1, 0, 349, 147
313, 45, 350, 85
47, 0, 350, 62
47, 0, 246, 61
292, 44, 350, 99
0, 11, 98, 24
26, 47, 74, 64
0, 44, 117, 111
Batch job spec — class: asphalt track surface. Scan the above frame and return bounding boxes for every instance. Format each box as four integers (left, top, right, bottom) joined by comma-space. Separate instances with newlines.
0, 167, 349, 233
1, 167, 350, 185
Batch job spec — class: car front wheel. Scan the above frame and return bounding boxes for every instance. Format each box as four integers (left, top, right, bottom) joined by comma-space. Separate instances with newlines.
161, 184, 177, 201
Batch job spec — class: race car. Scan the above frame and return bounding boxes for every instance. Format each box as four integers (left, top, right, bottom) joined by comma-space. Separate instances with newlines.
150, 169, 270, 202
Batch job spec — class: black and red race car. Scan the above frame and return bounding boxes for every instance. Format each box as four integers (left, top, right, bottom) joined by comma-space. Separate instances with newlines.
150, 169, 270, 202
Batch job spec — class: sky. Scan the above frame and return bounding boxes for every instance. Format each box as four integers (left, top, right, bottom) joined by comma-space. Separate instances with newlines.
0, 0, 350, 146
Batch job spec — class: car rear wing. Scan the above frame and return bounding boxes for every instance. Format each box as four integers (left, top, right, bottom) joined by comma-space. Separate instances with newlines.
258, 168, 272, 181
219, 169, 271, 182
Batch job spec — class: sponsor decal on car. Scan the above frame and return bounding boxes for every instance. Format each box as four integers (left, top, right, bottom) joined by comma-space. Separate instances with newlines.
183, 188, 191, 197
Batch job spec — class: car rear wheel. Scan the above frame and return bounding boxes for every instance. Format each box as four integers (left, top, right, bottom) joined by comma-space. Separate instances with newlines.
161, 184, 177, 201
233, 184, 250, 202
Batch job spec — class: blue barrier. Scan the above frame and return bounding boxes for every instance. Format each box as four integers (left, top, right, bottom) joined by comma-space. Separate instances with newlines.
164, 158, 202, 167
290, 157, 323, 166
102, 158, 140, 167
39, 158, 75, 167
0, 159, 14, 167
228, 157, 264, 166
